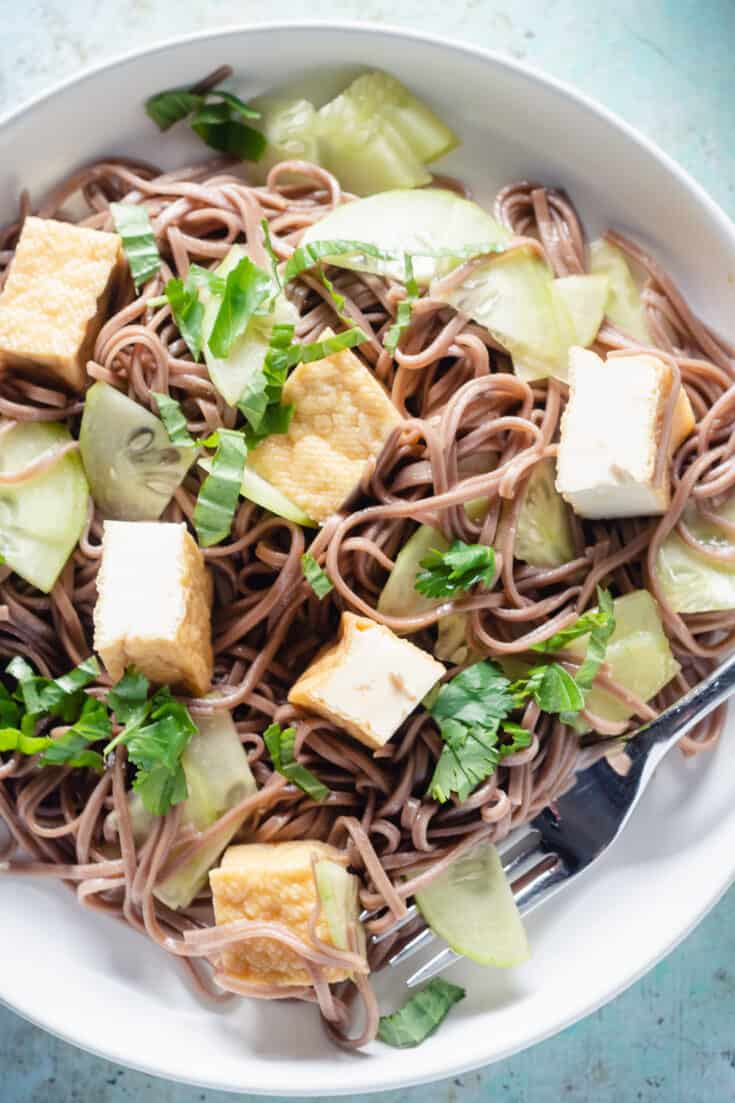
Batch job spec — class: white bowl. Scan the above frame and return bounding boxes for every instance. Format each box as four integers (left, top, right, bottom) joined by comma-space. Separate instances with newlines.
1, 21, 734, 1097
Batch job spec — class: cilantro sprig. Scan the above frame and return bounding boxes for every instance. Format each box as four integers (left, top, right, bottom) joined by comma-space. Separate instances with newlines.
415, 540, 496, 599
263, 723, 328, 802
427, 589, 615, 802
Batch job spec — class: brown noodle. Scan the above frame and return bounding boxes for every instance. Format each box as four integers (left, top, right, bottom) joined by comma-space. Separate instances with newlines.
0, 155, 734, 1048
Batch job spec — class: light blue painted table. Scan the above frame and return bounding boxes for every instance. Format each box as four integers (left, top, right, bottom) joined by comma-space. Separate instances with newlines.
2, 3, 734, 1100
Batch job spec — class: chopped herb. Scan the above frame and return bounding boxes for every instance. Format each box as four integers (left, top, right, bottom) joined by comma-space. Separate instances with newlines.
6, 654, 100, 722
260, 219, 283, 290
522, 662, 585, 714
263, 723, 328, 802
193, 428, 247, 546
385, 254, 418, 353
378, 979, 465, 1048
107, 668, 151, 729
152, 393, 196, 447
39, 696, 110, 771
415, 540, 496, 599
301, 553, 333, 599
110, 202, 161, 290
111, 686, 197, 816
530, 586, 616, 714
145, 80, 265, 161
282, 239, 397, 283
164, 277, 205, 361
208, 256, 274, 359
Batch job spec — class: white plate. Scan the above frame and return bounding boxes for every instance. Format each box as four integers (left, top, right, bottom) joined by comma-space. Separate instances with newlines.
1, 21, 734, 1097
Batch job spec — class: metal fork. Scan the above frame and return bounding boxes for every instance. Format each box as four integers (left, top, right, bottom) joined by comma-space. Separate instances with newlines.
372, 648, 735, 987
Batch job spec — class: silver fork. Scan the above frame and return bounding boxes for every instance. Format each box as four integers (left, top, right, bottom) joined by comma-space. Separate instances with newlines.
372, 648, 735, 987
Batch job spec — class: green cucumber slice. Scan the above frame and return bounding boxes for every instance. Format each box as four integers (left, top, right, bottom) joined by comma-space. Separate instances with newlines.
377, 524, 448, 621
568, 590, 680, 726
415, 839, 530, 967
315, 858, 365, 957
201, 245, 299, 408
199, 456, 315, 526
79, 382, 195, 521
0, 422, 88, 593
435, 612, 472, 664
550, 274, 608, 347
589, 239, 651, 344
655, 498, 735, 613
337, 71, 458, 165
512, 457, 574, 568
299, 188, 510, 285
248, 95, 320, 183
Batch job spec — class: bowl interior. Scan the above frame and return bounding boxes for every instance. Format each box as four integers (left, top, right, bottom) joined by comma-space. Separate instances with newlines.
1, 22, 735, 1097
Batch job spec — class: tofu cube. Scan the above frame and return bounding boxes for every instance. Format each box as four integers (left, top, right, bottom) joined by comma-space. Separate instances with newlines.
0, 216, 123, 391
210, 841, 364, 986
93, 521, 213, 696
288, 612, 445, 750
556, 347, 695, 519
248, 335, 401, 522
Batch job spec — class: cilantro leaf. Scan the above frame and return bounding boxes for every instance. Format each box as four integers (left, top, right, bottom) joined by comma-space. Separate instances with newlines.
572, 588, 616, 692
415, 540, 496, 599
193, 429, 247, 547
106, 667, 151, 735
525, 663, 585, 714
378, 979, 465, 1048
6, 655, 100, 721
39, 696, 110, 771
152, 392, 197, 447
385, 254, 418, 353
301, 553, 333, 599
110, 202, 161, 290
531, 587, 615, 659
208, 256, 274, 359
430, 661, 514, 728
264, 723, 328, 802
164, 277, 205, 361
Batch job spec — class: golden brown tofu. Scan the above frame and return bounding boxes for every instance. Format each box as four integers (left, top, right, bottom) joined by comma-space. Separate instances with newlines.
0, 217, 122, 391
248, 336, 402, 522
210, 841, 364, 986
93, 521, 213, 696
289, 612, 445, 750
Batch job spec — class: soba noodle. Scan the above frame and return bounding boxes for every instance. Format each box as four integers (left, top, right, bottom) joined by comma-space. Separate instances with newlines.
1, 147, 733, 1047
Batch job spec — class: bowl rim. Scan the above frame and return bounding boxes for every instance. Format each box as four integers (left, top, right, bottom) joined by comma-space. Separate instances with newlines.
1, 18, 734, 1096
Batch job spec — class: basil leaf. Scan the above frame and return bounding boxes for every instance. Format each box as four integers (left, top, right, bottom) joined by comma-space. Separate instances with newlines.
415, 540, 496, 599
145, 88, 203, 130
282, 239, 397, 283
385, 254, 418, 353
193, 428, 247, 546
301, 553, 333, 599
208, 257, 274, 358
152, 393, 196, 448
264, 723, 328, 802
378, 979, 465, 1048
191, 111, 266, 162
110, 202, 161, 290
164, 277, 205, 361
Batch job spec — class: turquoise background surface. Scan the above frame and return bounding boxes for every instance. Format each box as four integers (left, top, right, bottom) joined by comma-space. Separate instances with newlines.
1, 2, 734, 1100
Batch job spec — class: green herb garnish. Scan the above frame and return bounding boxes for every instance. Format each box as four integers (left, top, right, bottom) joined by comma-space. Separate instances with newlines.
164, 277, 205, 361
385, 253, 418, 353
263, 723, 328, 802
110, 202, 161, 290
145, 81, 265, 162
377, 979, 465, 1048
415, 540, 496, 599
208, 256, 274, 359
301, 553, 334, 599
152, 393, 196, 447
193, 428, 248, 547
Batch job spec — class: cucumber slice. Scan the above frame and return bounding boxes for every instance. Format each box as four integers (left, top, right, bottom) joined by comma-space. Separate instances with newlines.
248, 95, 320, 184
435, 612, 471, 664
315, 858, 365, 958
299, 188, 510, 286
79, 382, 195, 521
337, 71, 458, 165
157, 712, 257, 911
655, 498, 735, 613
377, 524, 448, 621
199, 457, 315, 526
567, 590, 680, 726
201, 245, 299, 408
512, 458, 574, 568
550, 274, 608, 348
0, 422, 88, 593
589, 239, 651, 344
415, 839, 530, 967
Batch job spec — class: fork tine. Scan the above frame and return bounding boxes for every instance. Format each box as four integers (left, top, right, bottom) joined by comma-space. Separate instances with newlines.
406, 947, 462, 988
371, 904, 419, 945
388, 926, 436, 967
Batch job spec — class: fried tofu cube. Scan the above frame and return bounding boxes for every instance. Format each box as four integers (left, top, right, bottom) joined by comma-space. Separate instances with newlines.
556, 347, 695, 518
289, 612, 445, 750
0, 216, 123, 391
247, 335, 401, 522
93, 521, 213, 696
210, 841, 364, 986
